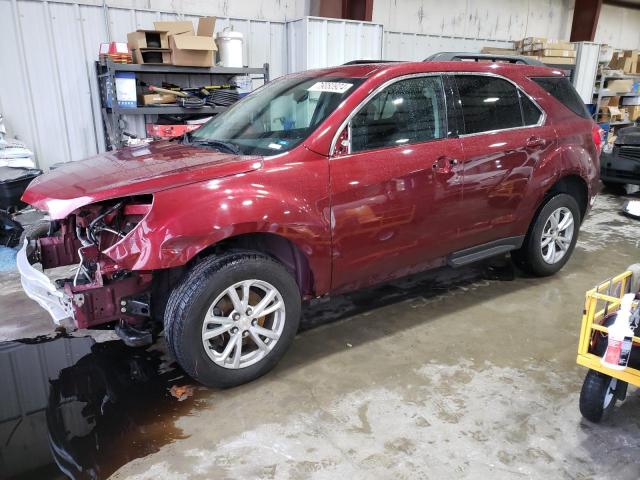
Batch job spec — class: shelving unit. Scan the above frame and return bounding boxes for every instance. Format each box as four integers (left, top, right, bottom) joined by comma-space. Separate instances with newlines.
592, 72, 640, 128
96, 60, 270, 149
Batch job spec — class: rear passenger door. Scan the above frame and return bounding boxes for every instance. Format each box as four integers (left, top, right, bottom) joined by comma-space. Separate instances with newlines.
453, 74, 557, 249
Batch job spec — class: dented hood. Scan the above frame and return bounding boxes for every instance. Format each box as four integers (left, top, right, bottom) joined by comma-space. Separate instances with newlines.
22, 141, 263, 219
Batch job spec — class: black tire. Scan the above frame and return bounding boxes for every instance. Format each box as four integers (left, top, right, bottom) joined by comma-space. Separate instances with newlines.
164, 251, 301, 388
602, 180, 624, 193
19, 220, 50, 246
512, 193, 580, 276
19, 220, 51, 261
579, 369, 621, 423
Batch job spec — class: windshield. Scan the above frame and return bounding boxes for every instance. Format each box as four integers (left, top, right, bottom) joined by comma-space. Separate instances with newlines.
190, 75, 365, 155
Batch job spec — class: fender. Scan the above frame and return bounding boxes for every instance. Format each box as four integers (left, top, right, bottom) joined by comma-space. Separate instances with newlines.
103, 148, 333, 295
514, 139, 597, 234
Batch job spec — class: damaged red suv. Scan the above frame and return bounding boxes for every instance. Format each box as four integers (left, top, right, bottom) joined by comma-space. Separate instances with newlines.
19, 54, 600, 387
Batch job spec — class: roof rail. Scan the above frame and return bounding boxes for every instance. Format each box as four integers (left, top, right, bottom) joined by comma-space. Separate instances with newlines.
424, 52, 545, 66
342, 59, 399, 65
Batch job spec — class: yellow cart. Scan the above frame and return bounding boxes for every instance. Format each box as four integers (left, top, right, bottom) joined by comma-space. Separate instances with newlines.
577, 268, 640, 422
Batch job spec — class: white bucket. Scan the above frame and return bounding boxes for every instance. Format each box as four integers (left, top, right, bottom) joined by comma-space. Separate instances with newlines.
216, 29, 244, 68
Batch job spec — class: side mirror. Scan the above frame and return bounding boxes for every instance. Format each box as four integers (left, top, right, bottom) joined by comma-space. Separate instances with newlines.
333, 125, 351, 157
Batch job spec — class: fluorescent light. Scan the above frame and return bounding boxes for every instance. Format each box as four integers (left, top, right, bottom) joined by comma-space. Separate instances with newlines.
484, 97, 499, 103
393, 98, 404, 105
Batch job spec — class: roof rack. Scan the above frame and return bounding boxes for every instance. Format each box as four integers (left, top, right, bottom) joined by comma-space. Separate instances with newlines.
342, 60, 399, 65
424, 52, 545, 66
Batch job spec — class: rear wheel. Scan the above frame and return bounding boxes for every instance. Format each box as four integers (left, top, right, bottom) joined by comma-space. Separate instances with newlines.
164, 251, 301, 388
512, 193, 580, 276
579, 369, 621, 423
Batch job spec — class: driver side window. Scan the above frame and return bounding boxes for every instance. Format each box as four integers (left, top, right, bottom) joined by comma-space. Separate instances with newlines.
351, 76, 446, 153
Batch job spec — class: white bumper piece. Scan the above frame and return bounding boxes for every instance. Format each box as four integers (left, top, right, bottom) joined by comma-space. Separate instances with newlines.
16, 240, 73, 324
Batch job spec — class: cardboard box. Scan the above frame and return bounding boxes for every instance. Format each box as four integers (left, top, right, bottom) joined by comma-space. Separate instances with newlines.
481, 47, 518, 55
153, 20, 194, 36
127, 29, 169, 49
531, 49, 576, 58
131, 48, 171, 64
522, 41, 573, 52
604, 95, 621, 107
607, 79, 635, 93
168, 17, 217, 67
139, 93, 177, 105
522, 37, 547, 45
622, 96, 640, 106
599, 106, 623, 122
627, 105, 640, 120
524, 55, 575, 65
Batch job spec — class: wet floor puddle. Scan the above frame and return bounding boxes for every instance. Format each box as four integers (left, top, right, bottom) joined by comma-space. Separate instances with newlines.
0, 336, 198, 480
0, 259, 510, 479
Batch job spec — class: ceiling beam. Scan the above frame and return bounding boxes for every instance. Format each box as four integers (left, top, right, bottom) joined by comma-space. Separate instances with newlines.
570, 0, 602, 42
603, 0, 640, 10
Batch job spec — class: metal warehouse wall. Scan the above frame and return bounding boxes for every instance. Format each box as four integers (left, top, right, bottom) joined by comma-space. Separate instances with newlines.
0, 0, 289, 170
383, 32, 512, 61
373, 0, 574, 42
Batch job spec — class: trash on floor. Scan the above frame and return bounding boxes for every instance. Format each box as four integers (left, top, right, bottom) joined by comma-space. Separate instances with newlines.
623, 199, 640, 219
0, 245, 17, 271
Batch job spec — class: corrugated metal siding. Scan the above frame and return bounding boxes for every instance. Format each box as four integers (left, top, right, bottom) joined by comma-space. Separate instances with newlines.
383, 31, 514, 61
595, 3, 640, 50
287, 17, 383, 72
0, 0, 287, 170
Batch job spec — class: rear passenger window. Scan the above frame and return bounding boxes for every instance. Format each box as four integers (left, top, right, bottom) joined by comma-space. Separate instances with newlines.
520, 93, 543, 125
531, 76, 590, 119
351, 76, 446, 152
455, 76, 523, 134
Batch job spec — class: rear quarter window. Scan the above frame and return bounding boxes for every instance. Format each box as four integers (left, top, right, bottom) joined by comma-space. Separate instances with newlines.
531, 76, 590, 119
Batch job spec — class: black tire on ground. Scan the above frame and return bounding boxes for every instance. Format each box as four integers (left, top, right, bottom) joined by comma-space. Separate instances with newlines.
512, 193, 580, 277
19, 220, 50, 246
163, 251, 301, 388
602, 180, 624, 192
579, 369, 621, 423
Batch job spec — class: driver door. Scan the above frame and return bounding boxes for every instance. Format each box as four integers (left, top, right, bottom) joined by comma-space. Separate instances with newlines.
329, 74, 464, 293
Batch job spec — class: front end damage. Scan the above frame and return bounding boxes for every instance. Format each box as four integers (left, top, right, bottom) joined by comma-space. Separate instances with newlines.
19, 196, 155, 344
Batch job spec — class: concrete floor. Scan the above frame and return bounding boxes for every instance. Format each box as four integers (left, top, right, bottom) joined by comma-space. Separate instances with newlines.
2, 190, 640, 479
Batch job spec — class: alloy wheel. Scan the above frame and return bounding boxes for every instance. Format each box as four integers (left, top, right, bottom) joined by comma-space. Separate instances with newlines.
201, 279, 286, 369
540, 206, 574, 264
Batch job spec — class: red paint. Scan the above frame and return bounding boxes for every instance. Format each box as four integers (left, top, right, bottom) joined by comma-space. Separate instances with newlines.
22, 61, 599, 329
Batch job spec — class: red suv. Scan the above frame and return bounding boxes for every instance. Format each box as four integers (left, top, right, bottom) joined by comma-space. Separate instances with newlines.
19, 55, 600, 387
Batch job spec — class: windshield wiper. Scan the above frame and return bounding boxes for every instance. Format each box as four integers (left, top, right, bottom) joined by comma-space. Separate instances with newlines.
189, 139, 242, 155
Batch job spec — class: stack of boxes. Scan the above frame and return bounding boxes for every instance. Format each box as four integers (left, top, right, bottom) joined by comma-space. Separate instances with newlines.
126, 17, 218, 67
608, 50, 640, 74
515, 37, 576, 65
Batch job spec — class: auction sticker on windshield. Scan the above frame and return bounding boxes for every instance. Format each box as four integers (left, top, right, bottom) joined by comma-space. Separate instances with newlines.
307, 82, 353, 94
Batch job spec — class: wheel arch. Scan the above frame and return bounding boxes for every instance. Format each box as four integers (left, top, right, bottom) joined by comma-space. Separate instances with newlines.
198, 232, 316, 298
545, 174, 589, 222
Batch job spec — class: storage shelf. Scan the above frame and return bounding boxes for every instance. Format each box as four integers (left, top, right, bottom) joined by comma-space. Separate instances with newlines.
594, 91, 640, 97
104, 62, 265, 76
106, 105, 227, 115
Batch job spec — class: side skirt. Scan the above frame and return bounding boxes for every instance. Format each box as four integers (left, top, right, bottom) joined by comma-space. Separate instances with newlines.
448, 236, 525, 268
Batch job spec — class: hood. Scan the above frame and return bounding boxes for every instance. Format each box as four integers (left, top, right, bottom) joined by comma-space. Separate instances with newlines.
615, 126, 640, 146
22, 141, 263, 219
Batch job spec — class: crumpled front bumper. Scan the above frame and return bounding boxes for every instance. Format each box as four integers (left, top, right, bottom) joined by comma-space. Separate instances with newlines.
16, 240, 73, 324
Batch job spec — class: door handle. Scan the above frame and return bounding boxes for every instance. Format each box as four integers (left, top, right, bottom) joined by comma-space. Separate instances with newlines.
432, 156, 459, 174
526, 136, 545, 148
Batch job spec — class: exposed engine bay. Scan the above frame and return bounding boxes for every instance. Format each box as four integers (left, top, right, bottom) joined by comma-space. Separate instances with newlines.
19, 195, 157, 345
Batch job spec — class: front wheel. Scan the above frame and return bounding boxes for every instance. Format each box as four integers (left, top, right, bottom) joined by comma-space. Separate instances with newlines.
512, 193, 580, 276
579, 369, 622, 423
164, 251, 301, 388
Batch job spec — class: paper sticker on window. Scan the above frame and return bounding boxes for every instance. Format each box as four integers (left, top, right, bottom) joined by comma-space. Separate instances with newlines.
308, 82, 353, 94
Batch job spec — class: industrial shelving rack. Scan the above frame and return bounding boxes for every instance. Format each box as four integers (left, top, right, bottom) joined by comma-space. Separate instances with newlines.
592, 71, 640, 128
96, 60, 270, 149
